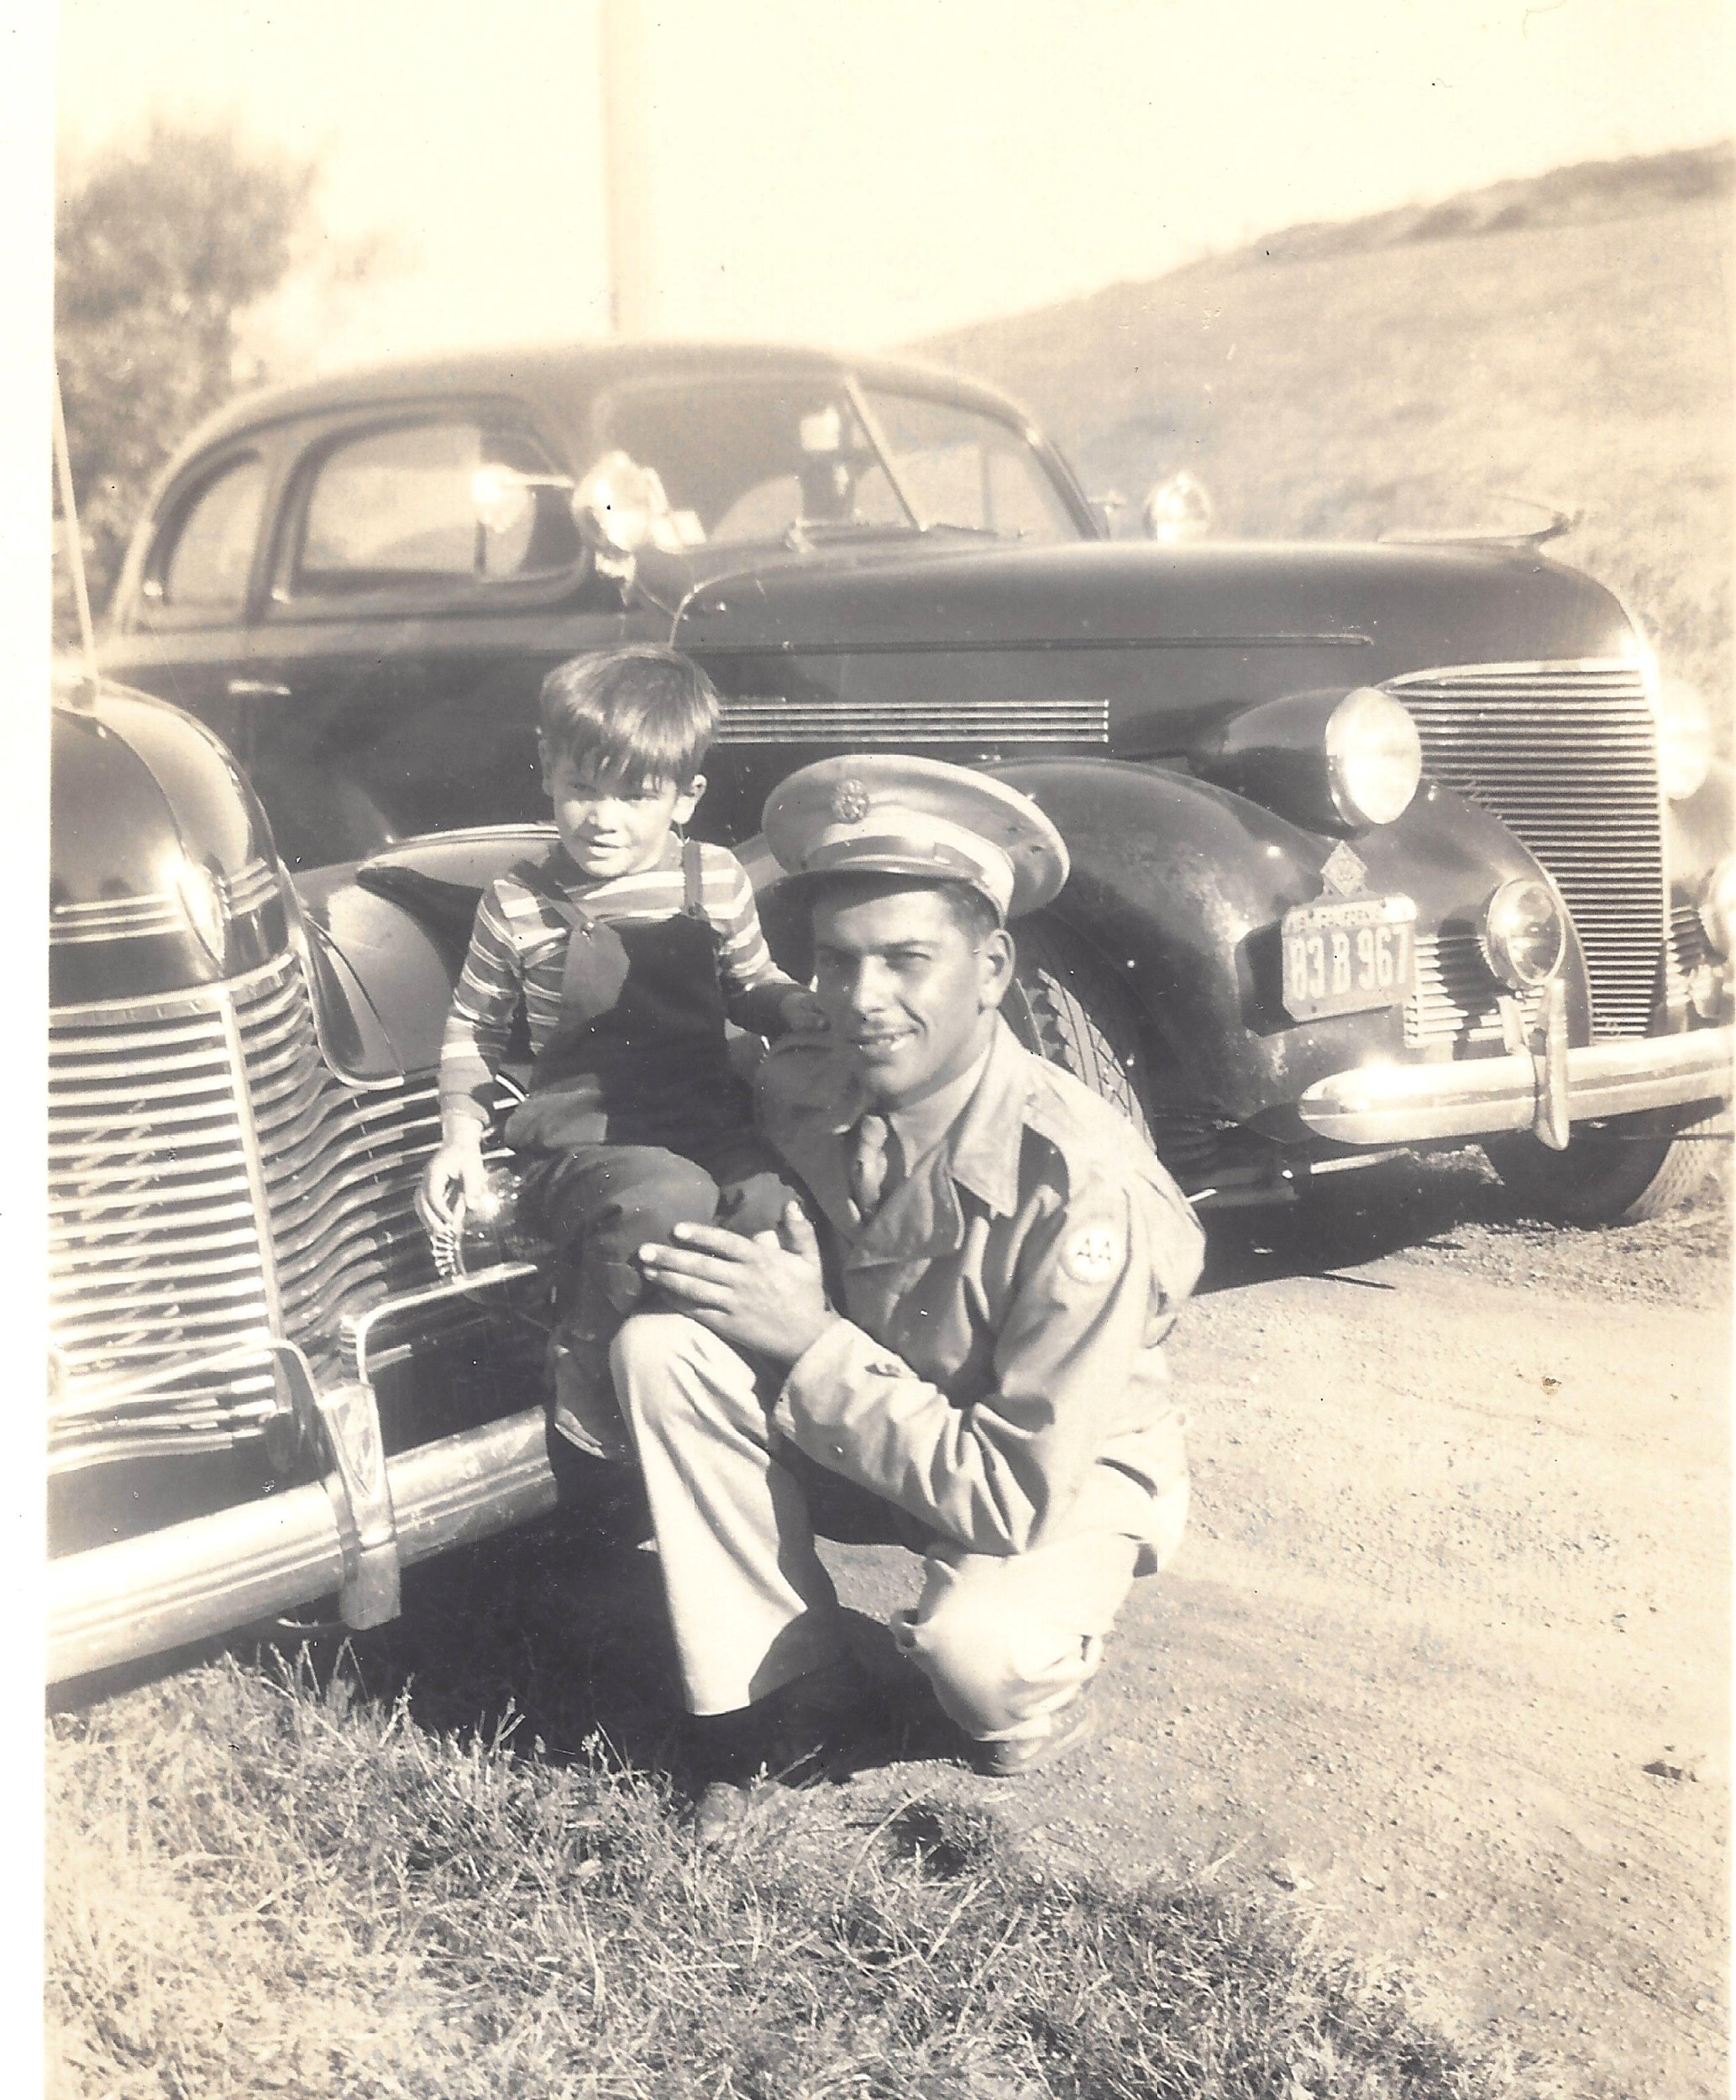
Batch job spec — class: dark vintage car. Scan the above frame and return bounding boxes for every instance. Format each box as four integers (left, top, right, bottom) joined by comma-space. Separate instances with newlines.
50, 676, 583, 1684
100, 340, 1733, 1225
53, 344, 1732, 1677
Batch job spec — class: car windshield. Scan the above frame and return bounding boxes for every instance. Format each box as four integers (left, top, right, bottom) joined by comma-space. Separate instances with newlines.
590, 375, 1083, 549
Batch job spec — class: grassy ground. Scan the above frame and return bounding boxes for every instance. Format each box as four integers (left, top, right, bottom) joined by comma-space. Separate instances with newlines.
47, 1637, 1563, 2100
922, 186, 1732, 725
45, 1138, 1725, 2097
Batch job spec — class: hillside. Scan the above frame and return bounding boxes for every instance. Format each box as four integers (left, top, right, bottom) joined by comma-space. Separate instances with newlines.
919, 147, 1733, 718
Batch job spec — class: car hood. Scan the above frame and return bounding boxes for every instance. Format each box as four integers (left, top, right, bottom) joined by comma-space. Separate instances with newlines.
671, 535, 1634, 685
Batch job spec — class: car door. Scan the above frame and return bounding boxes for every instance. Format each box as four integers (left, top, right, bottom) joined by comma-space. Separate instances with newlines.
98, 443, 281, 759
231, 403, 646, 869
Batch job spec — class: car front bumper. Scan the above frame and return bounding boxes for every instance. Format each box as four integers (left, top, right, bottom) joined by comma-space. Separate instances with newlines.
47, 1262, 555, 1686
1296, 1016, 1734, 1149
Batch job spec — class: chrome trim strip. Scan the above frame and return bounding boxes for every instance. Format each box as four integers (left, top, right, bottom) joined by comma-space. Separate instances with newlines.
49, 953, 295, 1025
716, 696, 1110, 745
1296, 1026, 1734, 1146
341, 1261, 541, 1389
49, 858, 279, 946
50, 896, 182, 943
691, 632, 1374, 657
1387, 654, 1647, 682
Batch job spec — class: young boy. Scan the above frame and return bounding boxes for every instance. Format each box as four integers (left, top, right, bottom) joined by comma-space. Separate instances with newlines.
421, 644, 817, 1459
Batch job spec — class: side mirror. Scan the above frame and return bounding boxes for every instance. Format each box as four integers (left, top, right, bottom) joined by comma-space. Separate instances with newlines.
1142, 470, 1214, 544
467, 463, 592, 586
570, 450, 704, 591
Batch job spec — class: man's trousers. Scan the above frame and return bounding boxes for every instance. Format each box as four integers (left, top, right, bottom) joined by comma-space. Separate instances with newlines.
611, 1312, 1188, 1750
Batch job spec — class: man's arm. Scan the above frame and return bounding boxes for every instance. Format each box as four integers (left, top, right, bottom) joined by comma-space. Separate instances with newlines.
642, 1169, 1199, 1557
774, 1179, 1172, 1555
705, 849, 817, 1038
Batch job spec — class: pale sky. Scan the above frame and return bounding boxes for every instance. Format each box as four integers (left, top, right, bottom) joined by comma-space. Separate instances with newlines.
46, 0, 1736, 371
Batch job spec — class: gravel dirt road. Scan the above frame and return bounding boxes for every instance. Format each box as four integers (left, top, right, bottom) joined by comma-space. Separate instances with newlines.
821, 1152, 1730, 2098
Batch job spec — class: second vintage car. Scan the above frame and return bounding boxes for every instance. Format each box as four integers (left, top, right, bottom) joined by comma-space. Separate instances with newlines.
97, 341, 1733, 1222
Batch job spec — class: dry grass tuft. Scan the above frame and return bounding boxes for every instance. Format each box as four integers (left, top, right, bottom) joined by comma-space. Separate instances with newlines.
48, 1646, 1566, 2098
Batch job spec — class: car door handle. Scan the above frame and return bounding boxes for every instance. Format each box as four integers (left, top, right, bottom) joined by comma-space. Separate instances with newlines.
226, 678, 294, 699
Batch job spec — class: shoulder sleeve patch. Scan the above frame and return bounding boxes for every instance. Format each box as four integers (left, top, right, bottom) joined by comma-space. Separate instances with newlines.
1061, 1222, 1124, 1284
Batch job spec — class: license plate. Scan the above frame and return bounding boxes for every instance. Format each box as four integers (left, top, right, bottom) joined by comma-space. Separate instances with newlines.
1281, 895, 1417, 1021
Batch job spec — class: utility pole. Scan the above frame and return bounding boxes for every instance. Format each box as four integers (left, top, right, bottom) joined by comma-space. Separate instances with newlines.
600, 0, 658, 337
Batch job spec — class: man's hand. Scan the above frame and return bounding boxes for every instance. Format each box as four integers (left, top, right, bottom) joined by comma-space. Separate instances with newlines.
776, 985, 830, 1037
418, 1128, 490, 1233
637, 1201, 834, 1365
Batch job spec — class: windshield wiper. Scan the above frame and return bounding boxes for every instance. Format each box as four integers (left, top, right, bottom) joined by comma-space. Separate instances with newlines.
916, 521, 1018, 539
783, 517, 921, 549
782, 518, 1017, 551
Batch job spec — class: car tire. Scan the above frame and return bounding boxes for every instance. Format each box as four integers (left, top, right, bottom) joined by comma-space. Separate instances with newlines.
1008, 916, 1154, 1144
1482, 1108, 1724, 1225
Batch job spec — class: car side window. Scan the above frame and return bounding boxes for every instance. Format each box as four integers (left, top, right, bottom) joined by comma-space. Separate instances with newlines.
275, 418, 582, 603
142, 454, 268, 628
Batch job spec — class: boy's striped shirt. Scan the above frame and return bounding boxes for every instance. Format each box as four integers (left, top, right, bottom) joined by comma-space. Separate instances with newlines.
439, 834, 798, 1126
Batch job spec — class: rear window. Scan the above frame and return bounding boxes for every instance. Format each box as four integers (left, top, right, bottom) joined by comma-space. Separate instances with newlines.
276, 417, 583, 602
141, 454, 267, 627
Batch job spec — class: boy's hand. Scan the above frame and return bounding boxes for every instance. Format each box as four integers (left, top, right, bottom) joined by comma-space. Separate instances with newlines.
419, 1130, 490, 1233
776, 986, 829, 1037
637, 1202, 833, 1365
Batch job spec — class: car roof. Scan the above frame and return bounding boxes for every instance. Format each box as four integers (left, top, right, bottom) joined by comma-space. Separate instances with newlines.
170, 339, 1041, 464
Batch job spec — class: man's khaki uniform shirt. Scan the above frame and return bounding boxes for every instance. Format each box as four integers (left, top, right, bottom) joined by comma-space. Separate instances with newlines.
758, 1017, 1206, 1567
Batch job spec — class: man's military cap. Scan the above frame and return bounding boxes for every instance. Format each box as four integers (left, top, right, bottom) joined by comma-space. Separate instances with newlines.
761, 753, 1069, 921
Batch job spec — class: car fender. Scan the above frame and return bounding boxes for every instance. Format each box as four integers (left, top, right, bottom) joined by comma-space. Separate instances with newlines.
291, 826, 554, 1080
982, 756, 1588, 1125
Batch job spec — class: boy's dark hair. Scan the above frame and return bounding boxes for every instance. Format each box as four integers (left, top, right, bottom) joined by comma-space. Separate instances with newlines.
538, 645, 719, 789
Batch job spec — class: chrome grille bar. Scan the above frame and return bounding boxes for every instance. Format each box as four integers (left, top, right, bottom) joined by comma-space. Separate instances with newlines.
1405, 932, 1542, 1050
1389, 661, 1665, 1039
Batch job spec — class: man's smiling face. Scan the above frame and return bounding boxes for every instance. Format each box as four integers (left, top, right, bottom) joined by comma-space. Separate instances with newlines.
809, 879, 1014, 1108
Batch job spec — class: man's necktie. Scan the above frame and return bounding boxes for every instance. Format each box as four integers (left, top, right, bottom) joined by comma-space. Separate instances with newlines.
847, 1111, 893, 1221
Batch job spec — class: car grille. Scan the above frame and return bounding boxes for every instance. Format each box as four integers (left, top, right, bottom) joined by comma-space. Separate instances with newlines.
715, 695, 1109, 744
1388, 661, 1665, 1039
48, 952, 441, 1474
1405, 931, 1543, 1050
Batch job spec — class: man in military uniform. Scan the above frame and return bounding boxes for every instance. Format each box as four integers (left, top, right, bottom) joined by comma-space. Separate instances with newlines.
621, 755, 1205, 1834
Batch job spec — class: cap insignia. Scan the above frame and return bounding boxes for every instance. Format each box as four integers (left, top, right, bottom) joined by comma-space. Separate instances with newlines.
831, 778, 872, 823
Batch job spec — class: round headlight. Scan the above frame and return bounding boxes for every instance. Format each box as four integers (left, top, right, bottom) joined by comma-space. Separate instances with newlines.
1652, 678, 1713, 802
1480, 876, 1566, 990
423, 1166, 549, 1281
1324, 687, 1423, 829
1697, 854, 1736, 958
